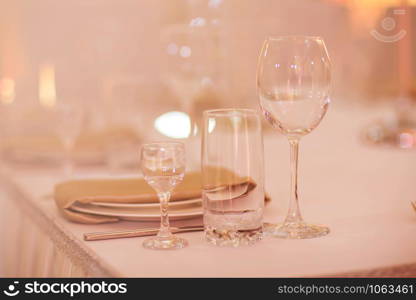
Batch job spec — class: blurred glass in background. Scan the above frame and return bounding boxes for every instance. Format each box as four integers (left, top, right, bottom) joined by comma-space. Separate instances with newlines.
0, 0, 415, 176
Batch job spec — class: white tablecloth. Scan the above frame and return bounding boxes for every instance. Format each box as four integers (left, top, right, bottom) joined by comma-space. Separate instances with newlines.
1, 104, 416, 277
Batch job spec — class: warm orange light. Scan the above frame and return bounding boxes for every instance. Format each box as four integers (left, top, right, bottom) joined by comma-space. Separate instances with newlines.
0, 78, 15, 104
350, 1, 400, 28
331, 0, 416, 29
38, 63, 56, 108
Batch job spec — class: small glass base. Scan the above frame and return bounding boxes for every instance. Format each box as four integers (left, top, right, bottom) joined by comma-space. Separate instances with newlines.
263, 222, 329, 239
142, 235, 188, 250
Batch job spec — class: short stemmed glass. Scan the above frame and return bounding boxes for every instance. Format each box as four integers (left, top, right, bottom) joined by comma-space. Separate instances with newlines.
140, 142, 188, 250
54, 103, 85, 177
257, 36, 331, 239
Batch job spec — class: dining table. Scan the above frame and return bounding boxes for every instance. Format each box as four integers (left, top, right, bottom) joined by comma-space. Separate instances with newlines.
0, 103, 415, 277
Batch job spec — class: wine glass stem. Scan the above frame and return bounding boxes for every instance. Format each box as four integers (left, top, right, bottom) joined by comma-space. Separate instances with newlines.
158, 192, 172, 238
285, 137, 303, 224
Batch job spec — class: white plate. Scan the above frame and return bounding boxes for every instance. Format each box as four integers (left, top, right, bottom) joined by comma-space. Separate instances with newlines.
71, 201, 202, 222
90, 198, 202, 208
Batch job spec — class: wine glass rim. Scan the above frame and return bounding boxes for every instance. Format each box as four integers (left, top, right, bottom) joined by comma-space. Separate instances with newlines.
141, 141, 185, 149
266, 35, 324, 41
204, 108, 258, 116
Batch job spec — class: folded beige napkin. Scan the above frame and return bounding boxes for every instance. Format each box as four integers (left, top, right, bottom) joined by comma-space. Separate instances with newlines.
54, 168, 264, 224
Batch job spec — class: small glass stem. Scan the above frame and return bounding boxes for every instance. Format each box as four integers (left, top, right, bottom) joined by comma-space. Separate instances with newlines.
157, 192, 172, 238
285, 137, 303, 224
63, 142, 73, 178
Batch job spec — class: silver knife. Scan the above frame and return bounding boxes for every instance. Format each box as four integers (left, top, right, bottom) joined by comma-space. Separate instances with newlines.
84, 225, 204, 241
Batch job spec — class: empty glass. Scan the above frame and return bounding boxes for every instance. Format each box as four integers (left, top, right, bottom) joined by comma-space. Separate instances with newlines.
53, 103, 85, 177
140, 142, 188, 250
202, 109, 264, 246
257, 36, 331, 239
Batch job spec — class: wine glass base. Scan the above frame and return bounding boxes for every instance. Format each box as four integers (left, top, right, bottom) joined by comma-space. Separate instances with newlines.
263, 222, 329, 239
142, 235, 188, 250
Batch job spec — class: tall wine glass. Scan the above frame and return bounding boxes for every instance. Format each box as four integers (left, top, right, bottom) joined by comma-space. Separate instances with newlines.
257, 36, 331, 239
140, 142, 188, 250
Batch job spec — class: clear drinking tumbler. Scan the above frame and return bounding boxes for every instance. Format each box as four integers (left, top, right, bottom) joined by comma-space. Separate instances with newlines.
202, 109, 264, 246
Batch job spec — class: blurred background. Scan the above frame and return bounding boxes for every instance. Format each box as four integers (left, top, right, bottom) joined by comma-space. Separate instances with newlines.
1, 0, 416, 278
0, 0, 415, 173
